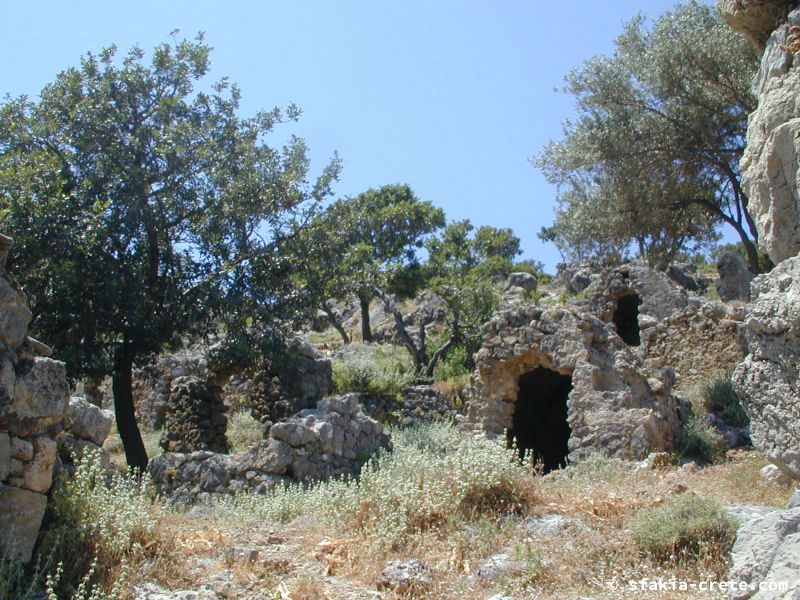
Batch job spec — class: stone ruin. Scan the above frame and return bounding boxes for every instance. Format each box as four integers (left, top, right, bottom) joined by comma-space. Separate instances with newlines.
466, 261, 751, 470
148, 393, 389, 504
133, 336, 332, 453
0, 234, 70, 562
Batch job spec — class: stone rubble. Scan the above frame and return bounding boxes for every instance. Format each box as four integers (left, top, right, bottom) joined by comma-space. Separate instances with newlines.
148, 394, 389, 504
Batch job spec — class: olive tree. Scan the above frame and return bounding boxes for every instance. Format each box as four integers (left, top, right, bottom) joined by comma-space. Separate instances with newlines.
535, 1, 763, 271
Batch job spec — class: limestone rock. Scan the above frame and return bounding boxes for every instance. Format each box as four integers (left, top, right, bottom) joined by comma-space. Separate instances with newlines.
666, 262, 708, 293
733, 256, 800, 480
148, 394, 390, 503
718, 0, 796, 51
716, 251, 753, 302
5, 357, 69, 437
0, 277, 31, 348
738, 7, 800, 264
728, 506, 800, 600
65, 396, 113, 445
467, 300, 685, 465
0, 484, 48, 562
761, 464, 793, 485
376, 559, 431, 594
20, 436, 56, 493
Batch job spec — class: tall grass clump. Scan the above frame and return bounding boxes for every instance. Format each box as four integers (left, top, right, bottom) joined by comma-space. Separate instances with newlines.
332, 343, 415, 395
631, 493, 738, 574
674, 416, 726, 465
218, 421, 533, 550
701, 374, 749, 427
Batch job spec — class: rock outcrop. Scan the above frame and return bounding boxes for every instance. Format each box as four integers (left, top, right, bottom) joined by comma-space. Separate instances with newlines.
718, 0, 796, 51
57, 396, 114, 469
0, 234, 70, 561
724, 3, 800, 264
733, 256, 800, 480
148, 394, 389, 504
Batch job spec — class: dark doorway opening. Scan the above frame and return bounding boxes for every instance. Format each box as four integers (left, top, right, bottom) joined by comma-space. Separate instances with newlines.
507, 366, 572, 472
613, 293, 641, 346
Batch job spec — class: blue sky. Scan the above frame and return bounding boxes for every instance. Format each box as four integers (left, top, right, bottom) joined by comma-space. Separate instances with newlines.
1, 1, 713, 272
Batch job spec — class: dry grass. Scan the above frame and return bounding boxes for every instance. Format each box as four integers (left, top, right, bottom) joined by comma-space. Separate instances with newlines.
68, 425, 794, 600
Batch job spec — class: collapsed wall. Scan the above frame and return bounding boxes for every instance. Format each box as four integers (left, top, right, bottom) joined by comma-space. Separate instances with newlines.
148, 393, 389, 504
0, 235, 70, 562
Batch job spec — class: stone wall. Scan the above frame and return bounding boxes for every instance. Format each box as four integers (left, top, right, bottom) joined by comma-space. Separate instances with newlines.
641, 300, 747, 393
0, 234, 70, 562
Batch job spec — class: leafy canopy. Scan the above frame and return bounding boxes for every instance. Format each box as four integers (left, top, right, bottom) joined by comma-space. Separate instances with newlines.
0, 34, 340, 467
535, 1, 761, 270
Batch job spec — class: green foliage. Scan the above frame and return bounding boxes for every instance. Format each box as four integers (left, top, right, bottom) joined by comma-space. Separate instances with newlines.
0, 34, 339, 467
414, 219, 521, 375
216, 421, 532, 550
536, 1, 760, 270
227, 409, 268, 452
432, 342, 472, 382
701, 374, 749, 427
331, 343, 415, 395
291, 183, 445, 342
631, 493, 738, 564
674, 416, 726, 465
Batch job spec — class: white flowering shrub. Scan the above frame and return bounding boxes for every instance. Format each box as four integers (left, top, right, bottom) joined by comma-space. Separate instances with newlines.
219, 421, 532, 549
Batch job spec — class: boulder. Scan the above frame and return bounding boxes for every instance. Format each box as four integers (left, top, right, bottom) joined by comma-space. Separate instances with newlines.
65, 396, 113, 445
507, 272, 538, 292
728, 506, 800, 600
376, 559, 431, 594
0, 484, 48, 562
666, 262, 708, 293
716, 251, 753, 302
5, 357, 70, 437
733, 256, 800, 480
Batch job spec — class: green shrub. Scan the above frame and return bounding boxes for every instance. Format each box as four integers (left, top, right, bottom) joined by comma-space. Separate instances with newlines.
226, 410, 267, 453
701, 374, 749, 427
631, 493, 738, 565
216, 421, 533, 550
331, 343, 415, 395
674, 416, 726, 465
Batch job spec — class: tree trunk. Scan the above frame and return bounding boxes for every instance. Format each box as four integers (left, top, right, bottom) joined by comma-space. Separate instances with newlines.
112, 345, 149, 471
425, 335, 457, 378
320, 302, 350, 344
358, 293, 372, 343
373, 287, 426, 371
